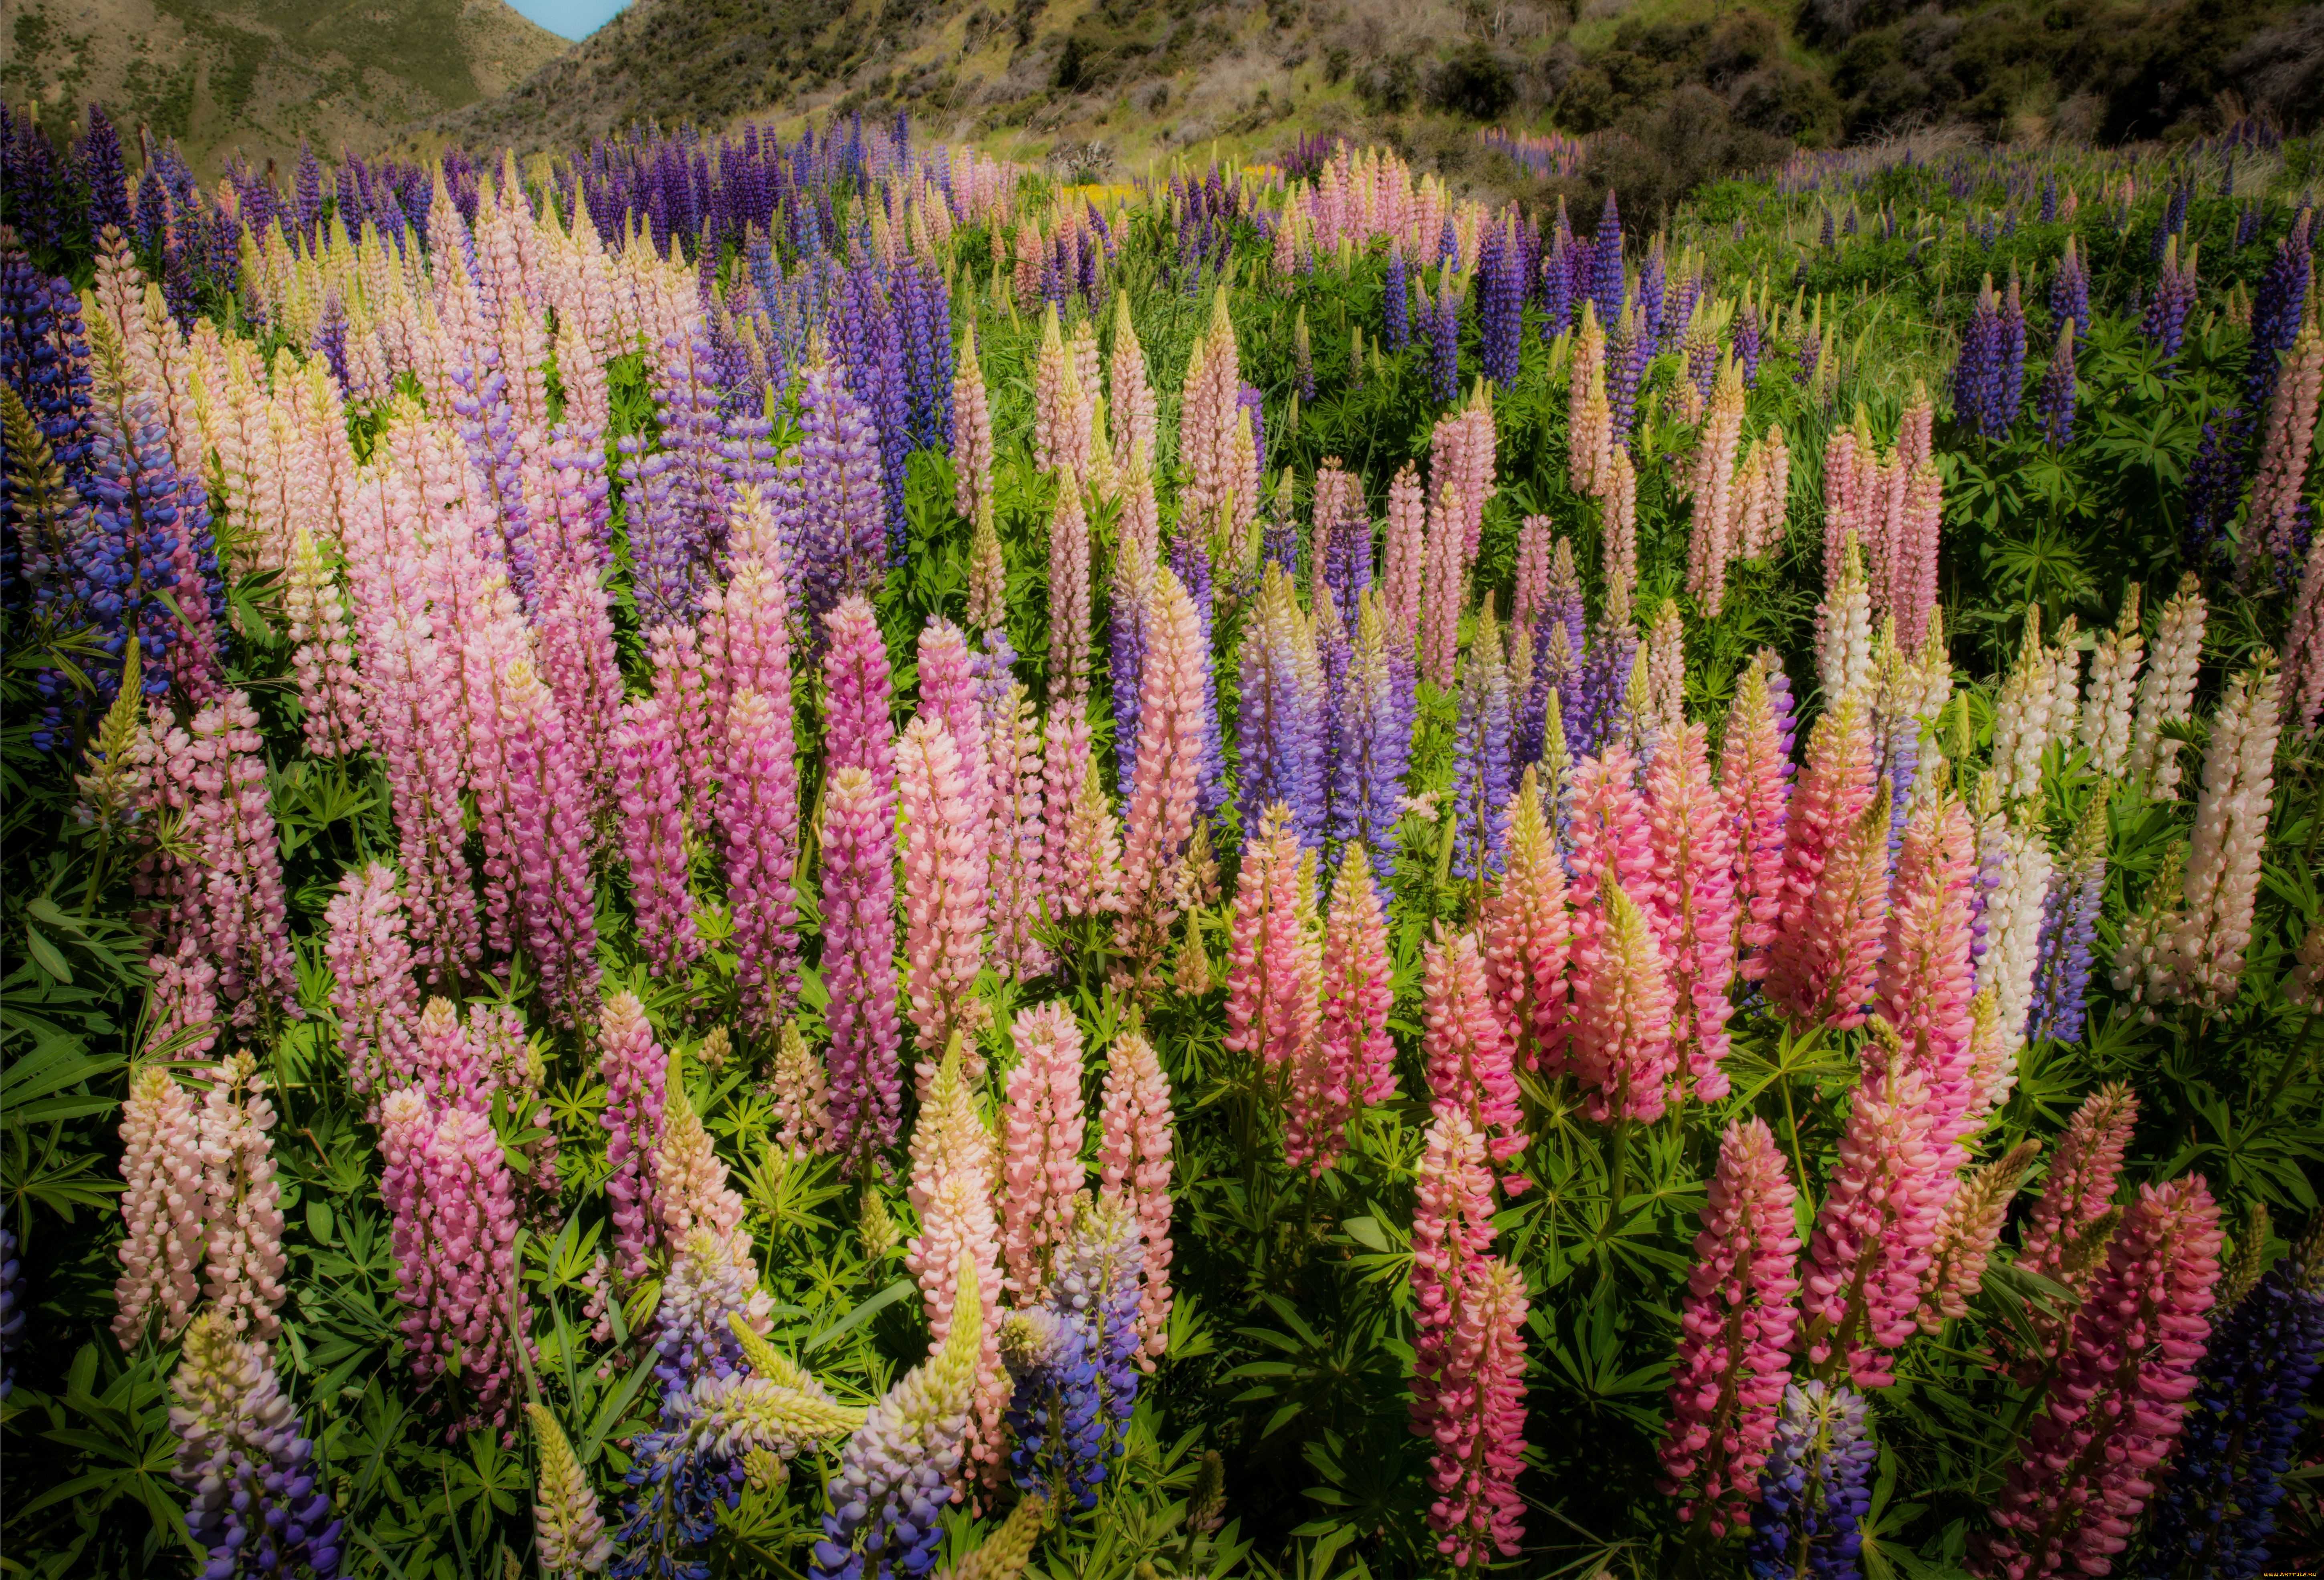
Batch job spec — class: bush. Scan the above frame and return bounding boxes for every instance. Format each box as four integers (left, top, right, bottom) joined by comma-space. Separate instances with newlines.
1428, 44, 1519, 121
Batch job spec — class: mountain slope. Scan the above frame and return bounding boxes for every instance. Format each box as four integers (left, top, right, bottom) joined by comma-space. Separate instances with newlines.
0, 0, 569, 174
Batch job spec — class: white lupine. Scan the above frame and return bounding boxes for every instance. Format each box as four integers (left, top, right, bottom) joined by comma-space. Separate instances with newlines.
2044, 617, 2084, 754
1989, 613, 2055, 804
2110, 842, 2187, 1015
2128, 574, 2207, 796
2080, 585, 2144, 778
1816, 533, 1876, 704
2167, 665, 2283, 1010
1977, 814, 2054, 1057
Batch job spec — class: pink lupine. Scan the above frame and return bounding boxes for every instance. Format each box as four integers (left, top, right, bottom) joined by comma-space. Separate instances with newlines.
654, 1088, 750, 1248
1317, 846, 1400, 1119
598, 992, 668, 1281
823, 766, 904, 1161
1409, 1108, 1517, 1564
197, 1053, 288, 1340
1658, 1118, 1801, 1533
1919, 1137, 2041, 1332
2166, 663, 2282, 1010
1893, 461, 1943, 649
474, 647, 602, 1025
648, 622, 717, 815
138, 691, 300, 1032
613, 695, 698, 982
1568, 880, 1680, 1125
1800, 1036, 1950, 1388
904, 1044, 1007, 1481
1602, 448, 1640, 621
1684, 357, 1746, 616
700, 546, 792, 747
1645, 722, 1740, 1102
822, 595, 896, 783
1382, 462, 1427, 649
1879, 793, 1979, 1148
1418, 494, 1465, 688
379, 1086, 527, 1434
899, 715, 991, 1085
2011, 1083, 2139, 1379
114, 1064, 208, 1349
723, 687, 801, 1030
998, 1002, 1088, 1301
533, 560, 625, 816
323, 862, 420, 1104
405, 997, 494, 1112
1482, 770, 1573, 1075
1047, 485, 1096, 697
1041, 701, 1107, 919
1719, 654, 1793, 981
1424, 1254, 1529, 1567
2241, 304, 2320, 584
284, 525, 369, 758
1099, 1030, 1177, 1363
2287, 526, 2324, 734
1979, 1177, 2222, 1580
1567, 744, 1656, 911
952, 320, 993, 519
144, 934, 220, 1063
1121, 567, 1207, 925
1223, 807, 1325, 1160
1422, 925, 1529, 1183
918, 619, 991, 842
1512, 514, 1553, 629
1108, 291, 1159, 477
1766, 697, 1879, 1026
986, 681, 1051, 977
1033, 307, 1078, 478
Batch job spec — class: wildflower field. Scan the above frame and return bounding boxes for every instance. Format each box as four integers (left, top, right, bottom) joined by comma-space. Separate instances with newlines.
1, 107, 2321, 1580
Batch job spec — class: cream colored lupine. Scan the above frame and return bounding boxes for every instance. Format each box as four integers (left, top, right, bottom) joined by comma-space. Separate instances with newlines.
951, 320, 994, 520
1815, 534, 1875, 705
656, 1085, 749, 1245
2167, 664, 2284, 1010
1989, 611, 2057, 804
2080, 586, 2145, 778
114, 1066, 209, 1349
2111, 841, 2189, 1015
1977, 813, 2054, 1060
1108, 290, 1159, 476
196, 1053, 288, 1339
2128, 574, 2209, 796
2044, 617, 2084, 757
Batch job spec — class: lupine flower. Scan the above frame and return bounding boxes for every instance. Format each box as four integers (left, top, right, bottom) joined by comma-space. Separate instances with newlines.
1568, 879, 1678, 1125
951, 321, 992, 520
282, 524, 368, 757
1223, 805, 1324, 1137
2011, 1083, 2139, 1380
998, 1004, 1088, 1302
1815, 536, 1875, 706
1767, 698, 1880, 1028
1483, 769, 1574, 1074
1878, 791, 1978, 1145
168, 1309, 343, 1580
2037, 319, 2077, 447
1800, 1028, 1950, 1388
1568, 302, 1613, 495
898, 716, 990, 1086
783, 357, 887, 633
1645, 721, 1740, 1100
114, 1064, 208, 1349
2140, 1229, 2324, 1578
723, 687, 801, 1028
1980, 1177, 2223, 1580
2242, 304, 2322, 587
1448, 603, 1514, 882
1121, 566, 1206, 929
1303, 846, 1398, 1169
2127, 575, 2207, 796
599, 993, 668, 1281
1918, 1139, 2040, 1332
323, 863, 420, 1105
1971, 807, 2051, 1085
529, 1403, 613, 1577
2080, 587, 2144, 779
1097, 1031, 1176, 1362
1003, 1195, 1144, 1513
192, 1052, 288, 1343
1421, 924, 1528, 1182
1660, 1118, 1802, 1534
1382, 462, 1426, 647
1328, 590, 1416, 886
2029, 800, 2108, 1045
1427, 270, 1463, 403
2165, 663, 2283, 1010
1422, 1254, 1528, 1567
1746, 1381, 1876, 1580
1237, 565, 1327, 847
819, 764, 902, 1162
614, 696, 698, 983
811, 1262, 988, 1580
1722, 654, 1795, 981
379, 1083, 526, 1432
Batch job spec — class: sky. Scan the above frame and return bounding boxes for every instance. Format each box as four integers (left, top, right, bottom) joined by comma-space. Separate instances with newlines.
506, 0, 632, 41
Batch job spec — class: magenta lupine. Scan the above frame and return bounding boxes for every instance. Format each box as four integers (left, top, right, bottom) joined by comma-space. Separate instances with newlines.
1879, 793, 1979, 1149
1223, 807, 1325, 1160
2012, 1083, 2140, 1380
613, 695, 698, 982
138, 690, 300, 1032
1422, 925, 1529, 1185
649, 621, 717, 816
1979, 1178, 2223, 1579
724, 687, 801, 1030
1308, 847, 1398, 1171
1483, 769, 1574, 1074
1720, 655, 1794, 982
1766, 697, 1880, 1028
998, 1003, 1088, 1302
114, 1065, 208, 1349
899, 715, 991, 1087
823, 766, 904, 1162
1800, 1033, 1951, 1389
1659, 1118, 1802, 1534
1098, 1030, 1177, 1363
1644, 721, 1740, 1102
599, 992, 668, 1282
379, 1085, 527, 1433
323, 862, 420, 1106
822, 595, 897, 782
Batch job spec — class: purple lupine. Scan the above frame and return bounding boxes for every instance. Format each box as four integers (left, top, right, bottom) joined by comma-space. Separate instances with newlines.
2140, 237, 2198, 373
79, 106, 133, 242
1328, 595, 1414, 888
1110, 572, 1150, 799
2050, 237, 2090, 343
1, 247, 94, 618
2233, 202, 2261, 251
1480, 221, 1523, 385
780, 360, 886, 637
1638, 234, 1668, 355
1428, 274, 1461, 405
452, 359, 537, 603
1745, 1382, 1875, 1579
1737, 301, 1763, 388
2243, 212, 2312, 419
1237, 568, 1327, 849
1238, 383, 1268, 481
1565, 621, 1637, 764
168, 1314, 345, 1580
1384, 244, 1410, 352
1590, 189, 1625, 334
1449, 623, 1514, 883
619, 323, 733, 625
2028, 822, 2105, 1046
1952, 277, 2007, 441
1607, 305, 1648, 451
2037, 320, 2078, 449
1997, 268, 2027, 418
831, 265, 911, 561
1541, 222, 1575, 340
1170, 532, 1229, 822
2184, 404, 2252, 562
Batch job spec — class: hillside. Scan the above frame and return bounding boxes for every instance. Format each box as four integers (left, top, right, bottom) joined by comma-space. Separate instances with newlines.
429, 0, 2322, 182
0, 0, 569, 175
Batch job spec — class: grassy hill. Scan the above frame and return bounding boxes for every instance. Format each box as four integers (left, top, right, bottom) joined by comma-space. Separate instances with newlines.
424, 0, 2322, 184
0, 0, 569, 175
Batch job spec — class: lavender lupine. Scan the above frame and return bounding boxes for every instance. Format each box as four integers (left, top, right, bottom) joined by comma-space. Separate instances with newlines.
1236, 565, 1327, 848
783, 359, 887, 635
1449, 604, 1514, 884
168, 1310, 344, 1580
1746, 1382, 1876, 1580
